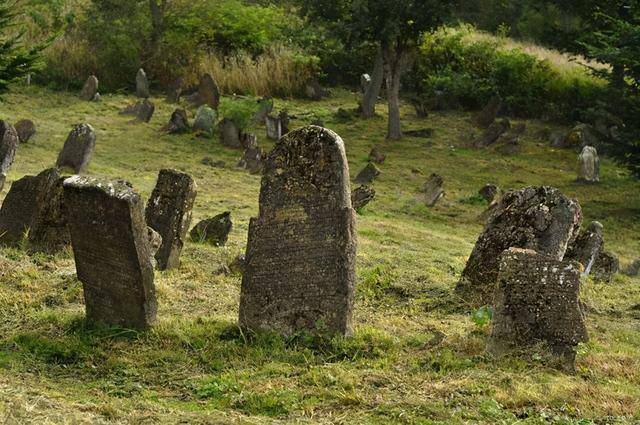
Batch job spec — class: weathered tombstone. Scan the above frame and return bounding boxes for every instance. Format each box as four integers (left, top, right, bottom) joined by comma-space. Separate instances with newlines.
252, 97, 274, 125
0, 168, 69, 252
421, 173, 445, 207
368, 146, 386, 164
355, 162, 380, 184
229, 254, 246, 275
489, 248, 588, 370
305, 78, 327, 100
456, 186, 583, 306
624, 259, 640, 277
479, 184, 500, 204
592, 251, 619, 283
279, 110, 290, 135
239, 126, 357, 336
497, 123, 526, 155
360, 74, 372, 94
145, 169, 197, 270
565, 221, 604, 276
577, 146, 600, 183
474, 119, 510, 148
190, 212, 232, 246
80, 75, 99, 101
63, 176, 157, 330
136, 68, 150, 98
56, 124, 96, 174
476, 96, 502, 128
193, 105, 216, 138
239, 144, 263, 174
219, 118, 242, 149
265, 115, 282, 140
14, 119, 36, 143
194, 73, 220, 110
0, 121, 19, 191
165, 109, 190, 134
119, 100, 155, 123
166, 77, 183, 103
351, 186, 375, 210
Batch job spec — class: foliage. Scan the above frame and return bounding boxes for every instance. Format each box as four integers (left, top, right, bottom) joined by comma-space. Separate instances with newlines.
472, 306, 493, 328
218, 96, 259, 131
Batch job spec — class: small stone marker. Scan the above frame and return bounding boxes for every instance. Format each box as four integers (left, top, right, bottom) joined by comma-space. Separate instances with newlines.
577, 146, 600, 183
456, 186, 582, 306
56, 124, 96, 174
421, 173, 444, 207
166, 77, 183, 103
592, 251, 619, 283
194, 73, 220, 110
193, 105, 216, 138
476, 96, 502, 128
368, 146, 386, 164
252, 97, 274, 125
239, 125, 357, 336
0, 168, 69, 252
355, 162, 380, 184
474, 119, 510, 148
165, 109, 190, 134
190, 212, 232, 246
80, 75, 99, 101
489, 248, 589, 369
279, 110, 290, 135
239, 143, 263, 174
119, 100, 154, 122
145, 169, 197, 270
305, 78, 327, 100
479, 184, 500, 204
624, 259, 640, 277
0, 121, 19, 191
351, 186, 375, 210
136, 68, 150, 98
63, 176, 157, 330
219, 118, 242, 149
565, 221, 604, 276
14, 119, 36, 143
265, 115, 282, 140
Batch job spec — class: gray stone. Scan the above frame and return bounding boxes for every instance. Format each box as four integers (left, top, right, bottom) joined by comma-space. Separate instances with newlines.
479, 184, 500, 203
624, 259, 640, 277
550, 131, 566, 148
145, 169, 197, 271
0, 168, 69, 253
193, 106, 217, 138
56, 124, 96, 174
476, 96, 502, 128
351, 186, 375, 210
80, 75, 99, 101
201, 157, 225, 168
136, 68, 150, 98
193, 74, 220, 110
14, 119, 36, 143
0, 121, 19, 191
239, 125, 357, 336
577, 146, 600, 183
421, 173, 445, 207
253, 97, 274, 125
456, 186, 582, 306
355, 162, 380, 184
498, 123, 526, 155
165, 109, 190, 134
238, 141, 263, 175
219, 118, 242, 149
368, 146, 386, 164
474, 119, 510, 148
305, 78, 327, 100
229, 254, 246, 275
279, 110, 290, 135
564, 124, 601, 149
63, 176, 157, 330
361, 74, 372, 94
265, 115, 282, 140
120, 100, 155, 123
190, 212, 232, 246
592, 251, 619, 283
489, 248, 589, 370
565, 221, 604, 276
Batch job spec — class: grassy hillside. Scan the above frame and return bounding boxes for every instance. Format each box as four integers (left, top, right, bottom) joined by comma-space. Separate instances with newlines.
0, 85, 638, 424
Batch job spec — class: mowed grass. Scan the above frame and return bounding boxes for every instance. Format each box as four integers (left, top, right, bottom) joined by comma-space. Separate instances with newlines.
0, 85, 638, 424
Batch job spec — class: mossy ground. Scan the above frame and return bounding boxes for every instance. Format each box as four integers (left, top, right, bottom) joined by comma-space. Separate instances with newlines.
0, 85, 638, 424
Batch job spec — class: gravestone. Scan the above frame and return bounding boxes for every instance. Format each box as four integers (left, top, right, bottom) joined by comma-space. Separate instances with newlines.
14, 119, 36, 143
361, 74, 372, 94
489, 248, 589, 370
166, 77, 183, 103
577, 146, 600, 183
305, 78, 327, 100
0, 121, 19, 191
592, 251, 619, 283
550, 131, 566, 148
253, 97, 274, 125
0, 168, 69, 252
190, 212, 232, 246
479, 184, 500, 204
239, 125, 357, 336
265, 115, 282, 140
368, 146, 386, 164
194, 74, 220, 110
498, 123, 526, 155
219, 118, 242, 148
136, 68, 150, 98
193, 105, 216, 138
56, 124, 96, 174
279, 110, 290, 135
145, 169, 197, 270
355, 163, 380, 184
63, 176, 157, 330
80, 75, 99, 101
456, 186, 582, 306
165, 109, 190, 134
624, 259, 640, 277
565, 221, 604, 276
351, 186, 375, 210
564, 124, 600, 149
474, 119, 510, 148
476, 96, 502, 128
421, 173, 444, 207
238, 140, 263, 174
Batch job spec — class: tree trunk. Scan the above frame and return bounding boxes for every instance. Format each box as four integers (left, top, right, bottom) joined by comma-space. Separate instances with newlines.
360, 46, 384, 118
384, 46, 408, 140
148, 0, 168, 60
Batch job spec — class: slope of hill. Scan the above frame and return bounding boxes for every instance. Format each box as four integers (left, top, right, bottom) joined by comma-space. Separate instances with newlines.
0, 86, 638, 424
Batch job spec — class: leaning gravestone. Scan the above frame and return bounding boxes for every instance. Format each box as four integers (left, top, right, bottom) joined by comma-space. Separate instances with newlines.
351, 185, 375, 210
14, 119, 36, 143
474, 119, 510, 148
63, 176, 157, 330
456, 186, 583, 306
165, 109, 190, 134
565, 221, 604, 276
239, 125, 357, 336
193, 105, 216, 138
190, 212, 232, 246
145, 169, 197, 270
355, 162, 380, 184
194, 73, 220, 110
489, 248, 588, 370
577, 145, 600, 183
136, 68, 150, 98
421, 173, 444, 207
121, 100, 155, 123
0, 121, 19, 191
0, 168, 69, 253
476, 96, 502, 128
56, 124, 96, 174
80, 75, 99, 101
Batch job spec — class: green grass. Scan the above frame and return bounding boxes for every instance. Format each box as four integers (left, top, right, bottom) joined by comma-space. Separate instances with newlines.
0, 85, 638, 423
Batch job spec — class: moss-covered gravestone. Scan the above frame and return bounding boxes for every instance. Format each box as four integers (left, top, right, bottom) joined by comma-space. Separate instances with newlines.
145, 169, 197, 270
239, 125, 357, 336
56, 124, 96, 174
0, 120, 19, 191
63, 177, 157, 330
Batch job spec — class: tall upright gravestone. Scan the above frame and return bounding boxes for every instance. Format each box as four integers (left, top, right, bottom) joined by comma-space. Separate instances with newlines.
145, 169, 197, 270
239, 126, 357, 336
0, 120, 19, 191
63, 177, 157, 330
56, 124, 96, 174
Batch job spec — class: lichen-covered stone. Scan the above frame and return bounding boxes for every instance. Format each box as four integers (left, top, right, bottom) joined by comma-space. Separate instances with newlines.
14, 119, 36, 143
190, 212, 232, 246
265, 115, 282, 140
63, 176, 157, 330
193, 106, 216, 138
489, 248, 588, 369
351, 186, 375, 210
577, 146, 600, 183
479, 184, 500, 203
120, 100, 155, 123
80, 75, 99, 101
421, 173, 444, 207
219, 118, 242, 148
0, 121, 19, 191
165, 109, 190, 134
0, 168, 69, 253
355, 162, 380, 184
457, 186, 582, 306
136, 68, 150, 98
565, 221, 604, 276
145, 169, 197, 270
56, 124, 96, 174
239, 125, 357, 336
592, 250, 619, 283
